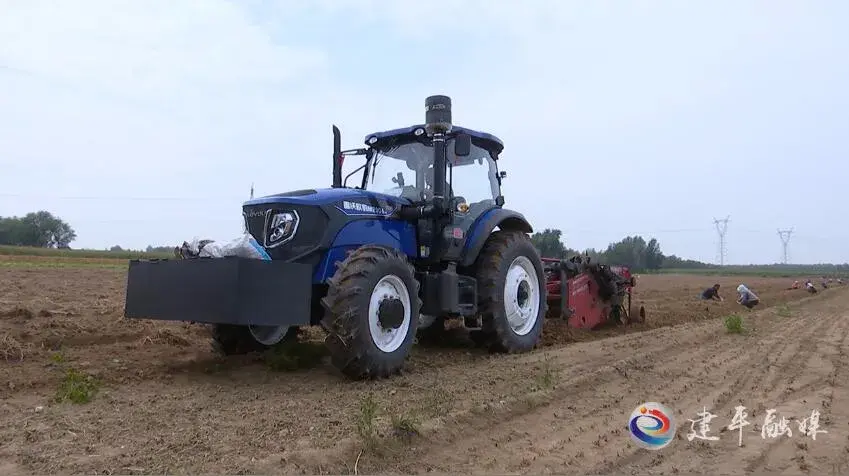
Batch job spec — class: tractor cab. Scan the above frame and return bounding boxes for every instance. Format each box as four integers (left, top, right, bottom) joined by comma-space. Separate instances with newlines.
336, 125, 505, 208
361, 125, 504, 210
334, 124, 509, 262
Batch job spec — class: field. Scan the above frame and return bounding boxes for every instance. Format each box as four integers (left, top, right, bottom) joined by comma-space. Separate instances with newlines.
2, 258, 849, 475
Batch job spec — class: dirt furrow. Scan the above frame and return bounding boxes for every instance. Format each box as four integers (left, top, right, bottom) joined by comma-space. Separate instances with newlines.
363, 288, 849, 475
1, 267, 845, 475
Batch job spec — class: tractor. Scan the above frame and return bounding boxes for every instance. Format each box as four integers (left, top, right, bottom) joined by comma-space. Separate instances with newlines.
124, 95, 547, 380
542, 255, 644, 329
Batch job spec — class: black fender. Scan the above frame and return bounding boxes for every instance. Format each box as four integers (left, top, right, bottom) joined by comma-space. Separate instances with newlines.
460, 208, 533, 267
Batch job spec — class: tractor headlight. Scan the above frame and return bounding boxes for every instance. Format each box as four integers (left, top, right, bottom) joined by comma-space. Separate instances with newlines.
265, 210, 299, 248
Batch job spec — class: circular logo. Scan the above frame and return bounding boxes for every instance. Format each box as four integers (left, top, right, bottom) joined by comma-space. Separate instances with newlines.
628, 402, 676, 450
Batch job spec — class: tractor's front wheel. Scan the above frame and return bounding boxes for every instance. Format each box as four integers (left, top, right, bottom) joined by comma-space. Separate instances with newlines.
321, 245, 421, 380
474, 230, 547, 353
210, 324, 299, 355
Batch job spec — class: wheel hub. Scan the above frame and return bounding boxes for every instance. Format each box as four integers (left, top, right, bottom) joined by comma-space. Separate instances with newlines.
503, 256, 540, 336
368, 275, 412, 353
378, 297, 405, 330
517, 281, 530, 308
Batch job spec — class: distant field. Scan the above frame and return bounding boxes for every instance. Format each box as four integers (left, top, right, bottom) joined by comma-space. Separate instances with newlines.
0, 245, 172, 260
651, 267, 849, 278
1, 245, 847, 277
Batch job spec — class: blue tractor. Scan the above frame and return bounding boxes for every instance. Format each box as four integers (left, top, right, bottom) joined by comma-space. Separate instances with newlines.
124, 95, 547, 380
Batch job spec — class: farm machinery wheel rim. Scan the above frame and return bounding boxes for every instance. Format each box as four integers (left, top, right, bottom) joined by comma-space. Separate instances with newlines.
248, 325, 290, 346
504, 256, 540, 336
368, 274, 411, 353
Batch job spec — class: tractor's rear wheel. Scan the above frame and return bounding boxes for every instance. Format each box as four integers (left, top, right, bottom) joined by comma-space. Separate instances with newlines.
210, 324, 299, 355
473, 230, 547, 353
321, 245, 420, 380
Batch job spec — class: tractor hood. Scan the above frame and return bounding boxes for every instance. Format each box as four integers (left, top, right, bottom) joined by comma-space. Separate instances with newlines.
243, 187, 410, 207
241, 187, 411, 261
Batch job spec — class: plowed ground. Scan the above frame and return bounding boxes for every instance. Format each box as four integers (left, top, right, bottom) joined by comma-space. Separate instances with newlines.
1, 267, 847, 475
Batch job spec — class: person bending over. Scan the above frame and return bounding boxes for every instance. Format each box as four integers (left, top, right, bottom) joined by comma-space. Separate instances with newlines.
736, 284, 760, 310
700, 284, 723, 302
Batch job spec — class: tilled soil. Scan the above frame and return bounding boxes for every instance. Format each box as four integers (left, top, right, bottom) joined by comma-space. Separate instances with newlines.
0, 266, 844, 475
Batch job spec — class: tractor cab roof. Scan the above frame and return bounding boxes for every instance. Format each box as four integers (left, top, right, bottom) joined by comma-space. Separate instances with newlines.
364, 125, 505, 156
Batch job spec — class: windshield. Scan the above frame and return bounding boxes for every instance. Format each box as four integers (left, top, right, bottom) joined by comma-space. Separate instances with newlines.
368, 139, 500, 206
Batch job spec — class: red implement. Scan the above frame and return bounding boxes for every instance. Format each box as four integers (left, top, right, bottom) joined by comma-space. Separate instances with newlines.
542, 256, 644, 329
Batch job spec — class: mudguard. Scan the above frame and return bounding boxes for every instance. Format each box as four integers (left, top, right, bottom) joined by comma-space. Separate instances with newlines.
313, 218, 418, 283
460, 208, 533, 267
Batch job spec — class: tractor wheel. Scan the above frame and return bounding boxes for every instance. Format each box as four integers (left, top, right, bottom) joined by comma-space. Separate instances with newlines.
210, 324, 299, 355
473, 230, 547, 353
321, 245, 421, 380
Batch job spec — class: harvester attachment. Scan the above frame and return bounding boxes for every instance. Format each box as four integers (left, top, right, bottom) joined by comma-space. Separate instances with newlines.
542, 256, 644, 330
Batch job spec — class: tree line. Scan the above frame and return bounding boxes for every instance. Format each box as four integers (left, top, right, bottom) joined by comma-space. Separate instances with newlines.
530, 228, 709, 272
0, 211, 77, 248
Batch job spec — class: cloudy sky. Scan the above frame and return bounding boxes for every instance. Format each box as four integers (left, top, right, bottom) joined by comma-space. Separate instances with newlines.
1, 0, 847, 264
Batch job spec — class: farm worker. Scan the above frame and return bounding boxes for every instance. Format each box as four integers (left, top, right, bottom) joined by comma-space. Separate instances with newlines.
806, 281, 818, 294
736, 284, 760, 310
792, 280, 800, 289
699, 284, 723, 301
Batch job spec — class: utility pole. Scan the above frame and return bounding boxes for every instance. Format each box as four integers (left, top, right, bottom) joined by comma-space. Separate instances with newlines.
778, 228, 793, 264
713, 216, 730, 266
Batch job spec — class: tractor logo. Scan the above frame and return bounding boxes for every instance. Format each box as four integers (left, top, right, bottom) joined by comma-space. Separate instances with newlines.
628, 402, 676, 450
264, 210, 299, 248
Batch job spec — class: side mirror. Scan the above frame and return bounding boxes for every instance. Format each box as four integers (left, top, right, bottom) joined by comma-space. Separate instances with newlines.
454, 133, 471, 157
499, 171, 507, 179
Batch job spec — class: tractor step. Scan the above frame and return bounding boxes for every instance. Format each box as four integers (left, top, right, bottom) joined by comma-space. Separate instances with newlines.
124, 257, 313, 327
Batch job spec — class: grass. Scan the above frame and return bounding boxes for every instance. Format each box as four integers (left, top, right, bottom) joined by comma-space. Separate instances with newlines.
724, 314, 744, 334
0, 244, 173, 269
775, 305, 793, 318
356, 393, 379, 448
49, 351, 66, 364
390, 412, 421, 442
55, 368, 100, 404
0, 334, 28, 362
0, 259, 129, 270
535, 352, 556, 390
0, 244, 172, 260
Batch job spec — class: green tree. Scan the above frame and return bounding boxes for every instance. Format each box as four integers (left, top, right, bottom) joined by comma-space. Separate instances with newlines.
604, 235, 648, 270
644, 238, 664, 270
145, 245, 174, 253
0, 211, 77, 248
530, 228, 579, 258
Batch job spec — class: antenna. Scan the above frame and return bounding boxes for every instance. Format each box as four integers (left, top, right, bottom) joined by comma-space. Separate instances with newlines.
713, 216, 730, 266
778, 228, 793, 264
250, 182, 254, 199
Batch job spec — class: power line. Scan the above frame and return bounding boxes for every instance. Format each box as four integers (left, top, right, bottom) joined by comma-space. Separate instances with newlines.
778, 228, 794, 264
713, 216, 730, 266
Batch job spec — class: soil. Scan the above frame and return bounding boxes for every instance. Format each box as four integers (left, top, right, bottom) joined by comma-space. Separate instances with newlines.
1, 267, 847, 475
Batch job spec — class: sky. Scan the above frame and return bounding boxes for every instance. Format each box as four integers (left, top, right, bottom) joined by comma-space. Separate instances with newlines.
1, 0, 848, 265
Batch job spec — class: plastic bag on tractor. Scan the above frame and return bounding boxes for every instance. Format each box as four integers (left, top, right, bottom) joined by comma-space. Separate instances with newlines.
177, 233, 271, 261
